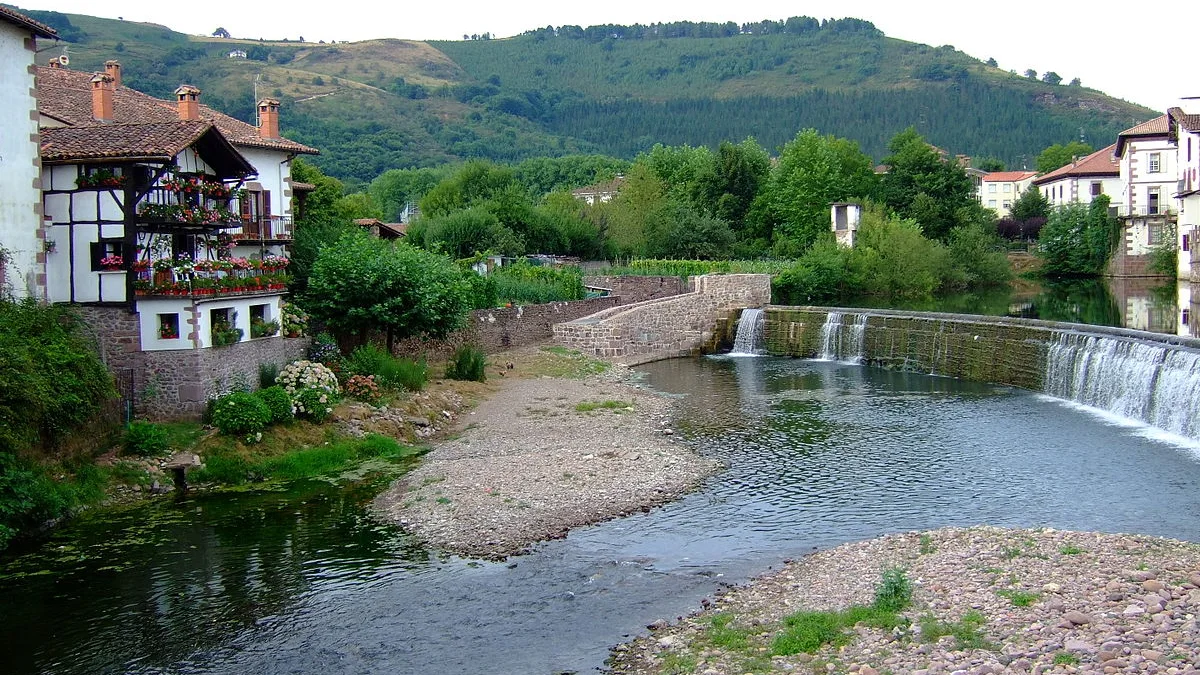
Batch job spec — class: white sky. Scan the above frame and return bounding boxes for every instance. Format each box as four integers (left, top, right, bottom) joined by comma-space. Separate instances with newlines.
19, 0, 1193, 112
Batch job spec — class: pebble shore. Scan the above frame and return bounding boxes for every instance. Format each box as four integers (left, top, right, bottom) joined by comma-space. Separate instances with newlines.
609, 527, 1200, 675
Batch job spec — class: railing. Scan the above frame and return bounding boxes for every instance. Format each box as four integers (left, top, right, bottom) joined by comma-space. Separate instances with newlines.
134, 187, 240, 229
231, 216, 295, 241
1115, 204, 1178, 218
132, 269, 289, 298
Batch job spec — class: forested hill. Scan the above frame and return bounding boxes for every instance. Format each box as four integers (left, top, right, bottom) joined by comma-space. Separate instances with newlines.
18, 7, 1156, 182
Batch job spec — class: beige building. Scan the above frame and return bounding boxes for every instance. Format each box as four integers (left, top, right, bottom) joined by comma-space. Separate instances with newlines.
980, 171, 1038, 217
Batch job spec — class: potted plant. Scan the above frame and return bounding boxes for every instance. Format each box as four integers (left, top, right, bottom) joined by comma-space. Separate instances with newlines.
159, 323, 180, 340
99, 255, 124, 270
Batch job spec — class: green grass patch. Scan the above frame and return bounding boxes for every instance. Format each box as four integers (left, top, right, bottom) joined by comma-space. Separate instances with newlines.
919, 533, 937, 555
1053, 652, 1080, 665
773, 568, 912, 656
660, 652, 698, 674
996, 589, 1041, 607
1000, 546, 1023, 560
1059, 545, 1084, 555
707, 612, 755, 650
532, 347, 611, 378
574, 399, 632, 413
189, 433, 420, 485
918, 610, 992, 650
107, 461, 152, 486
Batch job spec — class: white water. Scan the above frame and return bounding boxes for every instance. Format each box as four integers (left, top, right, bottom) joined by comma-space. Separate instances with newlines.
729, 308, 765, 356
816, 312, 868, 363
1044, 332, 1200, 442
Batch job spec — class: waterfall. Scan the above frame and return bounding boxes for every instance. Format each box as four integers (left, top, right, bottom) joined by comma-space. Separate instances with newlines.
1045, 332, 1200, 441
816, 312, 868, 363
729, 308, 765, 356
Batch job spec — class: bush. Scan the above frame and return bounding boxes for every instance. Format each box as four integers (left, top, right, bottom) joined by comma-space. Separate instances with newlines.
874, 567, 913, 612
254, 385, 294, 424
277, 360, 341, 397
294, 387, 336, 422
347, 343, 391, 377
345, 374, 382, 404
122, 421, 169, 457
0, 452, 108, 551
211, 392, 272, 436
490, 261, 585, 305
445, 345, 487, 382
307, 332, 345, 377
378, 356, 428, 391
258, 362, 280, 389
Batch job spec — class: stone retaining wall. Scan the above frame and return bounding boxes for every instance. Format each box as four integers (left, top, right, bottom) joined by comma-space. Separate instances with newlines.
582, 275, 687, 303
764, 306, 1200, 391
554, 274, 772, 364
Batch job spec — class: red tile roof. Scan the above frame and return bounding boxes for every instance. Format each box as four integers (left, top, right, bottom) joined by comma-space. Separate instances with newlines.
1169, 107, 1200, 133
36, 66, 318, 155
41, 121, 212, 162
0, 6, 57, 39
981, 171, 1038, 183
1120, 115, 1169, 136
1032, 144, 1119, 185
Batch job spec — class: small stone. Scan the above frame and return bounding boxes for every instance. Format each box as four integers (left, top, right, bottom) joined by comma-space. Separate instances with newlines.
1124, 605, 1146, 616
1043, 583, 1062, 593
1142, 650, 1165, 663
861, 667, 878, 675
1099, 651, 1118, 662
657, 636, 677, 649
1143, 580, 1167, 592
1047, 597, 1065, 611
1189, 573, 1200, 587
1064, 610, 1093, 625
1132, 570, 1157, 582
1065, 639, 1096, 653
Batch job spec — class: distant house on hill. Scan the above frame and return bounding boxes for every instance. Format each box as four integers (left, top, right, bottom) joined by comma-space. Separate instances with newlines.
571, 176, 625, 205
228, 49, 247, 59
353, 218, 407, 240
980, 171, 1038, 217
1031, 144, 1119, 208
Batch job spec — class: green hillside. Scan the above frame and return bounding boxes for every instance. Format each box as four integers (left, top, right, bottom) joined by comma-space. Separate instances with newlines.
17, 8, 1155, 183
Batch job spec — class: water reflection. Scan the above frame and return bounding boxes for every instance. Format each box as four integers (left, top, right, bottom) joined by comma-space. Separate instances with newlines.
839, 277, 1192, 336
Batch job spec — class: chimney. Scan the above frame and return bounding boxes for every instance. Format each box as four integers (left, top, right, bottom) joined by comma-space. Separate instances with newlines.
258, 98, 280, 139
48, 57, 61, 69
175, 85, 201, 121
104, 60, 122, 88
91, 73, 114, 121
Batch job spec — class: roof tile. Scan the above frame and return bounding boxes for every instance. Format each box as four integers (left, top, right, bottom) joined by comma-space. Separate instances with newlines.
1032, 144, 1119, 185
0, 6, 57, 39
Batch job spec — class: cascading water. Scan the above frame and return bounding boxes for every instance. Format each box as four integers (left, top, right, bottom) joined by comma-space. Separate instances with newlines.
816, 312, 868, 363
1044, 332, 1200, 441
729, 308, 765, 356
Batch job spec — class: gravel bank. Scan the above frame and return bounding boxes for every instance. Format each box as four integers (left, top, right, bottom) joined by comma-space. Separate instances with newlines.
609, 527, 1200, 675
373, 357, 720, 560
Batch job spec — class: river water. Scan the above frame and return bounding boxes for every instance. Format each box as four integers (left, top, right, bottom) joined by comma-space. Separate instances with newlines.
4, 356, 1200, 674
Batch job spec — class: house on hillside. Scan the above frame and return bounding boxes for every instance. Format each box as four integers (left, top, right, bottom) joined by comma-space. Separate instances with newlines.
228, 49, 247, 59
0, 8, 56, 299
353, 218, 407, 240
980, 171, 1038, 217
1111, 115, 1177, 277
1031, 144, 1120, 208
571, 176, 625, 205
34, 58, 320, 417
1169, 101, 1200, 280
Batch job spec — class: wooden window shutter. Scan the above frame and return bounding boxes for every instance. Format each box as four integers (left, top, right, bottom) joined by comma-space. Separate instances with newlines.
90, 241, 103, 271
263, 190, 271, 218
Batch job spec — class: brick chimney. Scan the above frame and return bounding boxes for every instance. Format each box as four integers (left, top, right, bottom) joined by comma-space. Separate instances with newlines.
257, 98, 280, 139
48, 56, 61, 69
91, 73, 114, 121
175, 85, 201, 121
104, 60, 122, 88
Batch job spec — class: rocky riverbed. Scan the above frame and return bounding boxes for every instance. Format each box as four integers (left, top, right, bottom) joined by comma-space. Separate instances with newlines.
373, 349, 720, 559
609, 527, 1200, 675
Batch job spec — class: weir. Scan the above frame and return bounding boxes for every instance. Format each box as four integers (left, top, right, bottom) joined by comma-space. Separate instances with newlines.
728, 308, 764, 356
763, 306, 1200, 443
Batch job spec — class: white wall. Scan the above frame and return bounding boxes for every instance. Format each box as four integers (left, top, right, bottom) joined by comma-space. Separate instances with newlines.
1119, 137, 1177, 215
136, 293, 283, 351
0, 23, 43, 299
239, 147, 293, 217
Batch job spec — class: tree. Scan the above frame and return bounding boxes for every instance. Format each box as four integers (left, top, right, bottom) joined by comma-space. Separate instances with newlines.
1041, 71, 1062, 85
1024, 69, 1037, 79
1010, 186, 1049, 223
1038, 195, 1119, 275
752, 129, 877, 252
212, 27, 230, 38
976, 157, 1006, 172
877, 128, 976, 241
303, 230, 472, 350
986, 57, 998, 67
1036, 141, 1094, 174
1069, 77, 1081, 87
693, 138, 771, 233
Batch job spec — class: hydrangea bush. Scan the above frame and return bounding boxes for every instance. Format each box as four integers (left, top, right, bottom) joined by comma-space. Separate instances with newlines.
276, 360, 340, 397
345, 374, 382, 404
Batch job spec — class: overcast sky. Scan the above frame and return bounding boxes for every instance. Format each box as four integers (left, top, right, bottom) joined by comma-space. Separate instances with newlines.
20, 0, 1194, 113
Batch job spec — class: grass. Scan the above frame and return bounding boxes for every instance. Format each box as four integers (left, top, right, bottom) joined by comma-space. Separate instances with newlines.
660, 653, 697, 674
574, 399, 632, 413
531, 346, 611, 378
773, 568, 912, 656
919, 533, 936, 555
996, 589, 1041, 607
1000, 546, 1023, 560
189, 432, 422, 485
918, 610, 992, 650
1059, 545, 1085, 555
1053, 652, 1080, 665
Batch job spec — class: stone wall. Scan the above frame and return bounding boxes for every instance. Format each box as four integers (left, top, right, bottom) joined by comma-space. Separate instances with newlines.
391, 296, 622, 359
76, 305, 309, 420
582, 275, 687, 303
764, 306, 1200, 392
554, 274, 772, 364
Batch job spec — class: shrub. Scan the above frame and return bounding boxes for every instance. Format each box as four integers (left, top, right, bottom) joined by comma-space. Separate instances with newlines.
294, 387, 336, 422
254, 385, 294, 424
211, 392, 272, 436
276, 360, 341, 397
307, 333, 346, 380
874, 567, 913, 612
378, 356, 428, 391
347, 343, 391, 377
345, 375, 382, 404
122, 421, 169, 457
445, 345, 487, 382
280, 301, 309, 337
258, 362, 280, 389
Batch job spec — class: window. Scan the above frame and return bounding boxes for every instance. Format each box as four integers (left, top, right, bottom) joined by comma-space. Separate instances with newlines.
1149, 223, 1165, 245
89, 239, 125, 271
1184, 308, 1190, 326
988, 199, 997, 208
158, 313, 180, 340
1002, 201, 1012, 209
1148, 187, 1161, 215
1184, 234, 1191, 252
833, 205, 848, 230
1090, 182, 1103, 197
987, 184, 997, 193
1002, 184, 1012, 193
1149, 152, 1161, 173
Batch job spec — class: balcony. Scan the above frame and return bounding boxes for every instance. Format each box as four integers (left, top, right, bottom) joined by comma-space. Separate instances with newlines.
231, 216, 294, 243
130, 257, 290, 299
134, 187, 241, 233
1114, 204, 1177, 219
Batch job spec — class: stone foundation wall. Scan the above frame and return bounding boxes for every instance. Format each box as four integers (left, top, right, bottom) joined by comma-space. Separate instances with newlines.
582, 275, 687, 303
76, 305, 309, 420
554, 274, 772, 364
764, 306, 1200, 392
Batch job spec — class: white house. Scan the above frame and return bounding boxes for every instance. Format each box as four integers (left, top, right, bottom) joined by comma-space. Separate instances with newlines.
1031, 144, 1120, 208
1112, 115, 1177, 276
0, 8, 55, 299
979, 171, 1037, 217
1169, 101, 1200, 280
571, 176, 625, 205
830, 202, 862, 247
